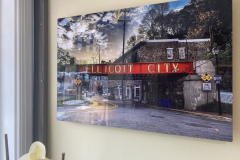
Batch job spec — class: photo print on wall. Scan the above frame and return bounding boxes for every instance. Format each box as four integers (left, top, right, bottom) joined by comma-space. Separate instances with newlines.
57, 0, 232, 141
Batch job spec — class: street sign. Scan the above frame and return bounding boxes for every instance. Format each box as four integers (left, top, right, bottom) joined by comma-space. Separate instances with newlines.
201, 73, 212, 83
214, 75, 222, 84
203, 83, 211, 91
77, 62, 194, 75
74, 78, 82, 86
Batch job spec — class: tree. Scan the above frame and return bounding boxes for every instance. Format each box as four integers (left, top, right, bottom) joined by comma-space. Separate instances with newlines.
138, 8, 158, 40
186, 0, 232, 46
153, 3, 170, 38
138, 3, 169, 40
126, 35, 137, 51
57, 47, 78, 72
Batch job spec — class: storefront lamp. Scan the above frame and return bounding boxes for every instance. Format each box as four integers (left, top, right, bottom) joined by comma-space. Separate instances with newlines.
212, 47, 220, 55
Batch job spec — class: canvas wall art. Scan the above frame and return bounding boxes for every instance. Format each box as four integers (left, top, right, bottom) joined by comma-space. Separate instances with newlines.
57, 0, 232, 141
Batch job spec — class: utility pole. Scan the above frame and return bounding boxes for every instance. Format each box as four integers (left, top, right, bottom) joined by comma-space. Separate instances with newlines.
215, 54, 222, 115
209, 25, 214, 50
96, 39, 102, 64
99, 45, 101, 64
118, 8, 131, 101
212, 47, 222, 116
98, 45, 102, 81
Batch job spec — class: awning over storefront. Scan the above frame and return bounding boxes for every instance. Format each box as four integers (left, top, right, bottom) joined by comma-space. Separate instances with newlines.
77, 62, 194, 75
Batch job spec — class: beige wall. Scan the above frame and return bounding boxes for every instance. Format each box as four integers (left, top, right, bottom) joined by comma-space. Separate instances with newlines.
48, 0, 240, 159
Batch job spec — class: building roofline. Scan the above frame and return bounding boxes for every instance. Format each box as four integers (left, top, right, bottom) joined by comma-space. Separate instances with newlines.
179, 38, 210, 42
145, 38, 210, 43
145, 39, 179, 42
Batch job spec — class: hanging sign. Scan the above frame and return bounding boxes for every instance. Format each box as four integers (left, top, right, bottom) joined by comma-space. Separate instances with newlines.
77, 62, 194, 75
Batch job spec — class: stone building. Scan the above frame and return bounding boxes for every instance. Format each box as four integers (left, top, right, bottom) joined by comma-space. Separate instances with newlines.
107, 38, 218, 110
115, 39, 210, 63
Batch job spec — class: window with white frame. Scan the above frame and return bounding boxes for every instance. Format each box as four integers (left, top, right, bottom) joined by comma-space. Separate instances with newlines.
167, 48, 173, 59
179, 47, 185, 59
0, 0, 34, 159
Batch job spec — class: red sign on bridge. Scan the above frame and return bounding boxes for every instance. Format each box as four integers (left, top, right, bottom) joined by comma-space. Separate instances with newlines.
77, 62, 194, 75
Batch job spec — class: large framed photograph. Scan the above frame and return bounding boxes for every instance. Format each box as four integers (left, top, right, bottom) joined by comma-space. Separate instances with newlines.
57, 0, 232, 141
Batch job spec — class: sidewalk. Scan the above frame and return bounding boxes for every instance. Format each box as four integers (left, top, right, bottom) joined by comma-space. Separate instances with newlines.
118, 100, 232, 122
148, 105, 232, 122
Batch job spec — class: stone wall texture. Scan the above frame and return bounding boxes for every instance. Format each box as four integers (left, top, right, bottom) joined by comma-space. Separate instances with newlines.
123, 40, 209, 63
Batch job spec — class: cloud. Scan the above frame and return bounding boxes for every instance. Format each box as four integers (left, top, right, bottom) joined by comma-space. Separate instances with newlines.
59, 39, 74, 50
76, 23, 89, 33
70, 22, 79, 30
131, 6, 150, 15
59, 18, 70, 26
92, 14, 102, 22
57, 26, 66, 37
102, 12, 114, 22
87, 29, 97, 36
65, 31, 74, 39
99, 34, 108, 40
94, 32, 103, 39
173, 6, 184, 12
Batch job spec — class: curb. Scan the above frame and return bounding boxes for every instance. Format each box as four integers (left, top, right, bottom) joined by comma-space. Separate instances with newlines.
148, 105, 232, 122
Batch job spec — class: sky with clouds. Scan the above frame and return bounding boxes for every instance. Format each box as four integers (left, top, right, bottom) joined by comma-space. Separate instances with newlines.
169, 0, 190, 11
57, 0, 190, 63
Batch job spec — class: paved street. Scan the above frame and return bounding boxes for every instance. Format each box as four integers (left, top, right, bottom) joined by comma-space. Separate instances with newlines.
57, 96, 232, 141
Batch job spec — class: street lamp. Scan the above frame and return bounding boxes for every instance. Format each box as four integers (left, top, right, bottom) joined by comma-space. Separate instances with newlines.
212, 47, 222, 115
212, 47, 219, 55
